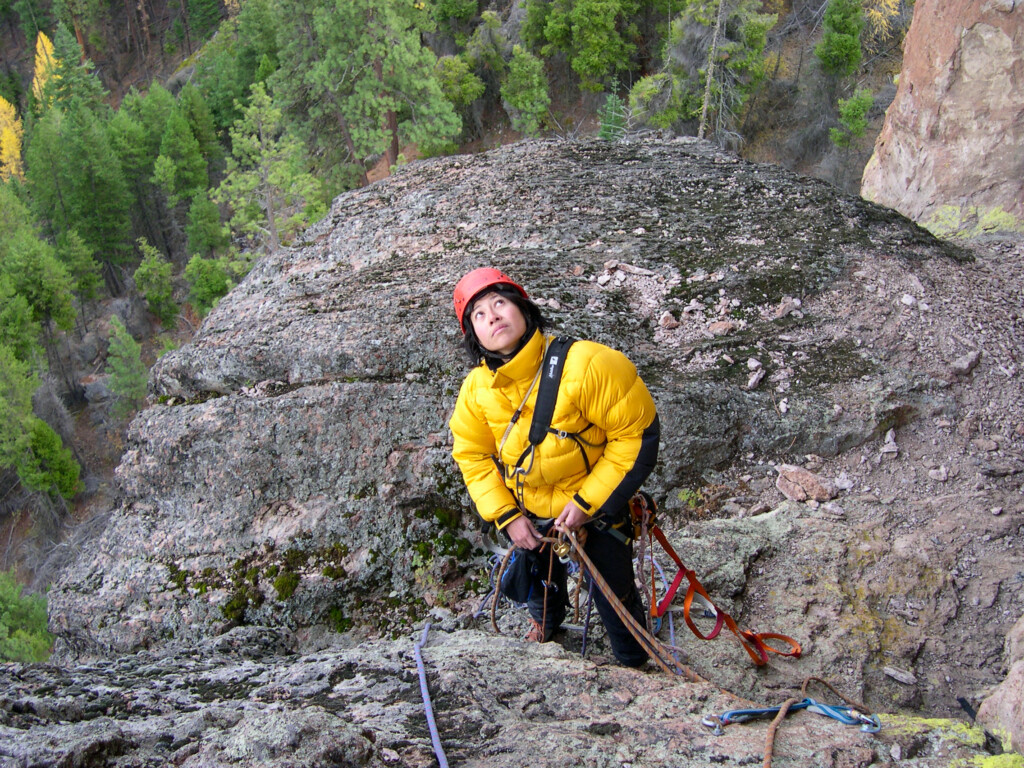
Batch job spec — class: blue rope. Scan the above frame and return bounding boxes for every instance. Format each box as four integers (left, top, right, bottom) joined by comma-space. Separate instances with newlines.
413, 623, 450, 768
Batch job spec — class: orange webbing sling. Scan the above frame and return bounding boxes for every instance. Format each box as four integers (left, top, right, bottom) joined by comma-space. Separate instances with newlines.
629, 494, 802, 666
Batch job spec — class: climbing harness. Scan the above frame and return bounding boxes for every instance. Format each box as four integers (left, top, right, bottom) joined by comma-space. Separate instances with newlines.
628, 492, 802, 666
413, 623, 450, 768
701, 677, 880, 768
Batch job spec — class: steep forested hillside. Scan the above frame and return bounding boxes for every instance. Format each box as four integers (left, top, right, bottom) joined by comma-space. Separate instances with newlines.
0, 0, 911, 602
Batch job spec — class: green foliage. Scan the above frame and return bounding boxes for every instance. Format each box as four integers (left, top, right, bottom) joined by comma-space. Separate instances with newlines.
0, 183, 75, 333
214, 82, 324, 252
12, 0, 48, 44
270, 0, 460, 186
17, 417, 80, 498
520, 0, 551, 52
0, 276, 41, 363
816, 0, 865, 78
0, 344, 37, 469
185, 192, 229, 257
597, 92, 627, 140
47, 22, 107, 110
133, 239, 177, 326
153, 107, 208, 206
436, 56, 486, 107
25, 101, 133, 270
184, 254, 230, 316
0, 219, 76, 332
500, 45, 550, 137
192, 0, 279, 132
105, 315, 148, 418
630, 0, 776, 135
629, 73, 688, 129
830, 87, 873, 148
522, 0, 640, 92
186, 0, 221, 39
433, 0, 477, 43
0, 569, 52, 662
465, 10, 507, 77
177, 84, 223, 170
55, 228, 102, 302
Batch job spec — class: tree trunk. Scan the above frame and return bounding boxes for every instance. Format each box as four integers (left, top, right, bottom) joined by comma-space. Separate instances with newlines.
698, 0, 725, 140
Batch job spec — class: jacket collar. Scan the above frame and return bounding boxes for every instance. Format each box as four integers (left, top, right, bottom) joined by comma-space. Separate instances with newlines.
487, 329, 546, 388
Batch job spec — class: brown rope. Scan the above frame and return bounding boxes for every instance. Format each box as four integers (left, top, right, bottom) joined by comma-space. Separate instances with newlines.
490, 546, 516, 634
762, 677, 875, 768
541, 532, 704, 682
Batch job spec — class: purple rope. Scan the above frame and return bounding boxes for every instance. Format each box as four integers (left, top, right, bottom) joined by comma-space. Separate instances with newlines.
413, 623, 449, 768
579, 579, 595, 656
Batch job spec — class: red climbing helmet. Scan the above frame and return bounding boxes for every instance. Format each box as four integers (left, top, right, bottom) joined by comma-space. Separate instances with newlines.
453, 268, 528, 333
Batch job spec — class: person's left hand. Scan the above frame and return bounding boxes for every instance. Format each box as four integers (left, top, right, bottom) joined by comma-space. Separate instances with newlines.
554, 500, 590, 535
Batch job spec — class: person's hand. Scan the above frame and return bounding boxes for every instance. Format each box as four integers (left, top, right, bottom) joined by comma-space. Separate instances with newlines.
504, 515, 543, 550
554, 500, 590, 536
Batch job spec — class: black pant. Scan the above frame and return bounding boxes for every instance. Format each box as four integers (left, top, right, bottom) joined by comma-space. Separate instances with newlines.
524, 518, 649, 667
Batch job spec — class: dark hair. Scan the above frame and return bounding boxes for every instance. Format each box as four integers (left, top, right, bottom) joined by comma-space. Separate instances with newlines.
462, 284, 548, 368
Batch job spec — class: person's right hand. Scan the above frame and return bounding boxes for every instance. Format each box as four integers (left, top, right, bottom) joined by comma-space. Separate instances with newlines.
504, 515, 543, 550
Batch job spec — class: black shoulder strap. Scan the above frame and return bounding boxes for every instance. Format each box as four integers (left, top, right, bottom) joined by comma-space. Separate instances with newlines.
528, 336, 575, 446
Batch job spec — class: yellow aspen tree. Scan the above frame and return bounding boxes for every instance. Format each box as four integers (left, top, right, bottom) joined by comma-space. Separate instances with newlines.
31, 32, 59, 106
0, 96, 24, 181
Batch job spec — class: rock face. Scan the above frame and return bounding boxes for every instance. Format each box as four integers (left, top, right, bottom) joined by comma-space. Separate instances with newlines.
861, 0, 1024, 236
0, 625, 999, 767
34, 136, 1024, 760
978, 614, 1024, 754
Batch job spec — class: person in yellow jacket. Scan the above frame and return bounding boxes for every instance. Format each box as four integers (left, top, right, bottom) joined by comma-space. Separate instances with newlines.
449, 267, 659, 667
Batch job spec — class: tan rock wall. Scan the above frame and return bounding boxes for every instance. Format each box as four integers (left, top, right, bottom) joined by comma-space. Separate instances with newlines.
861, 0, 1024, 236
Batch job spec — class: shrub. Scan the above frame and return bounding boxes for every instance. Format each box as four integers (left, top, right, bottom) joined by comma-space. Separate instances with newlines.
0, 569, 53, 662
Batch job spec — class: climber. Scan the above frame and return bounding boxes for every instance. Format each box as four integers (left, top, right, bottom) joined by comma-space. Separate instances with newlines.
449, 267, 660, 667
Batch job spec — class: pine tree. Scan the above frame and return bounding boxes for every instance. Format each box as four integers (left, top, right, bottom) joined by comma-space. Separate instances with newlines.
17, 417, 80, 499
133, 238, 177, 326
178, 83, 223, 169
12, 0, 48, 44
500, 45, 550, 137
105, 315, 148, 418
0, 568, 53, 662
26, 101, 134, 285
48, 23, 107, 110
271, 0, 460, 187
184, 254, 230, 316
0, 185, 76, 334
521, 0, 641, 92
0, 343, 38, 479
629, 0, 776, 138
0, 96, 24, 181
55, 228, 102, 304
214, 82, 324, 252
153, 107, 208, 206
0, 276, 41, 364
816, 0, 865, 78
185, 191, 228, 257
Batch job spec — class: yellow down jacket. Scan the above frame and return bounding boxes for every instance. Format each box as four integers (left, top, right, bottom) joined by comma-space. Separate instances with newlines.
450, 330, 660, 530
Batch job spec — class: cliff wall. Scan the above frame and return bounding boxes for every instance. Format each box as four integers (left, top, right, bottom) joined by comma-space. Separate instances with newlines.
861, 0, 1024, 237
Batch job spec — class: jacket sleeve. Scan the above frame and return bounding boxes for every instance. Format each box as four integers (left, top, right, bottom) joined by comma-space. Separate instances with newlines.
449, 374, 521, 529
571, 345, 659, 517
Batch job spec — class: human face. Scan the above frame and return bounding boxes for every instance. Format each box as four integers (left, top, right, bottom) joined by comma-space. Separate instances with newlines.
469, 291, 527, 356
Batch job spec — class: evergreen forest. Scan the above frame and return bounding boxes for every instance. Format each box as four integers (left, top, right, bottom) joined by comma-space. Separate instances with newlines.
0, 0, 912, 658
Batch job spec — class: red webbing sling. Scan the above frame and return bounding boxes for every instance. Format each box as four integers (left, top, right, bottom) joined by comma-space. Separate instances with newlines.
630, 494, 802, 666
